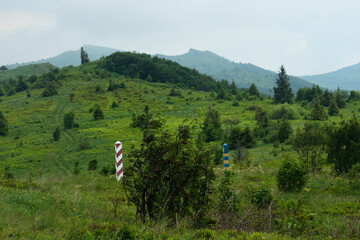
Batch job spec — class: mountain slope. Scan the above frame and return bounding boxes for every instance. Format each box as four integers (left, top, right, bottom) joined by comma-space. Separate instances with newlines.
301, 63, 360, 90
6, 45, 119, 69
0, 63, 55, 82
158, 49, 314, 93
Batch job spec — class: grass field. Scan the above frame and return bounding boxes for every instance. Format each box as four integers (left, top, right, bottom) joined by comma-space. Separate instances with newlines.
1, 60, 360, 239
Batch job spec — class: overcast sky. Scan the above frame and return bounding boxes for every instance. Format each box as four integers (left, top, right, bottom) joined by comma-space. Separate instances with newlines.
1, 0, 360, 76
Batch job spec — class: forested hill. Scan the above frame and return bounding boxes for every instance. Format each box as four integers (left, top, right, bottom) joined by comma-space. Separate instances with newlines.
0, 63, 55, 82
158, 49, 314, 93
100, 51, 228, 92
301, 63, 360, 91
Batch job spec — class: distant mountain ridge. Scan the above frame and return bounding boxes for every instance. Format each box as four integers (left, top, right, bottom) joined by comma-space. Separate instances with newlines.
157, 49, 313, 93
301, 63, 360, 91
7, 45, 120, 69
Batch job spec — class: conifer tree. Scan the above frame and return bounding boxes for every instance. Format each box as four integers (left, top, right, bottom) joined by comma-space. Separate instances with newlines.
249, 83, 260, 97
0, 110, 9, 136
273, 65, 293, 104
81, 47, 90, 64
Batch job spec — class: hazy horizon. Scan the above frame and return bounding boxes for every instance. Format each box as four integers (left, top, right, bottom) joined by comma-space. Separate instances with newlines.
2, 0, 360, 76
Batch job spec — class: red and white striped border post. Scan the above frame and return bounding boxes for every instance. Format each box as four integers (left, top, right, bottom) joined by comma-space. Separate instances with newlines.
115, 141, 123, 181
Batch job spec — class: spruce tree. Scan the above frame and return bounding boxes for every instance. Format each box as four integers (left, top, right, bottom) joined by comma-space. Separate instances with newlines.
81, 47, 90, 64
273, 65, 293, 104
249, 83, 260, 97
0, 110, 9, 136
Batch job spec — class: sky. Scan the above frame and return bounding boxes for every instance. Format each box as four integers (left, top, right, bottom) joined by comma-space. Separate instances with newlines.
1, 0, 360, 76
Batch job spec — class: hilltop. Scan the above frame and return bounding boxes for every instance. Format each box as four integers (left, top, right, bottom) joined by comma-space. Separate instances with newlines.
158, 49, 314, 93
0, 63, 55, 82
301, 62, 360, 90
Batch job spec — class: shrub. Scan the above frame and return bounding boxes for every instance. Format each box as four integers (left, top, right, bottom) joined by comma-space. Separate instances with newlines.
277, 118, 292, 143
52, 126, 60, 141
73, 161, 80, 175
328, 116, 360, 174
248, 184, 273, 209
93, 105, 104, 120
111, 101, 118, 108
347, 162, 360, 179
232, 101, 240, 107
202, 108, 222, 142
88, 159, 98, 171
277, 158, 307, 192
229, 126, 256, 149
63, 111, 75, 129
271, 105, 300, 120
292, 122, 327, 173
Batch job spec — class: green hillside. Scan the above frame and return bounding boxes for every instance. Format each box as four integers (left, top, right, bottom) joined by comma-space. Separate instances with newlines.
1, 53, 360, 239
0, 63, 55, 82
301, 63, 360, 90
158, 49, 314, 93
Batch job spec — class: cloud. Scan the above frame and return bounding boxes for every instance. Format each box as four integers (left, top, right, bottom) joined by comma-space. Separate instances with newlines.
0, 10, 56, 39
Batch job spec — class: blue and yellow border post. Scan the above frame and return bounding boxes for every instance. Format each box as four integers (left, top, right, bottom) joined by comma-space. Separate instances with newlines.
223, 143, 229, 171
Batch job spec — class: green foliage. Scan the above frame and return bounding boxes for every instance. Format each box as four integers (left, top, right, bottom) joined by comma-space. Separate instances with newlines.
212, 144, 223, 165
0, 65, 8, 70
81, 47, 90, 64
273, 65, 293, 104
93, 105, 104, 120
52, 126, 60, 141
15, 78, 28, 92
217, 171, 240, 212
63, 111, 75, 129
73, 161, 80, 175
0, 110, 9, 136
101, 51, 228, 92
202, 108, 222, 142
348, 90, 360, 102
123, 125, 215, 223
88, 159, 98, 171
276, 158, 308, 192
232, 101, 240, 106
328, 116, 360, 174
277, 118, 292, 143
0, 87, 4, 96
296, 85, 323, 103
271, 104, 300, 120
231, 141, 250, 166
169, 88, 182, 97
335, 88, 347, 109
249, 83, 260, 97
328, 99, 339, 116
248, 184, 273, 209
111, 101, 118, 108
228, 126, 256, 149
107, 79, 126, 91
292, 122, 327, 173
42, 82, 58, 97
347, 162, 360, 179
255, 106, 269, 128
310, 98, 328, 120
216, 86, 226, 99
130, 106, 163, 130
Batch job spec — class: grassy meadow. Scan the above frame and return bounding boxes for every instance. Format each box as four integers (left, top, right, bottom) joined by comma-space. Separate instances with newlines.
1, 58, 360, 239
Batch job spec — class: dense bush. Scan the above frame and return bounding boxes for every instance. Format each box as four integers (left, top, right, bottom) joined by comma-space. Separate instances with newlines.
292, 122, 327, 173
276, 158, 307, 192
52, 126, 60, 141
88, 159, 98, 171
277, 118, 292, 143
328, 116, 360, 174
130, 106, 163, 130
202, 108, 222, 142
93, 105, 104, 120
123, 125, 215, 223
271, 105, 300, 120
63, 111, 75, 129
228, 126, 256, 149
